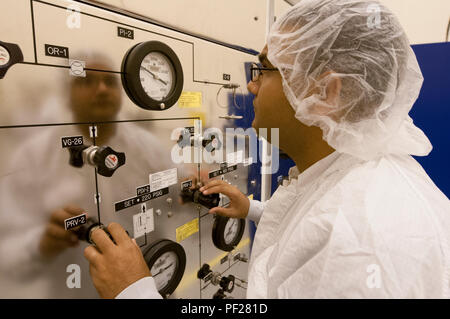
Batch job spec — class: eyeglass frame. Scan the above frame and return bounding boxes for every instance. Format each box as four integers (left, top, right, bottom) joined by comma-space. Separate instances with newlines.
249, 63, 279, 82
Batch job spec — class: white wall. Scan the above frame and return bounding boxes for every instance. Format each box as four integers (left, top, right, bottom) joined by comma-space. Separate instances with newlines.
379, 0, 450, 44
93, 0, 449, 51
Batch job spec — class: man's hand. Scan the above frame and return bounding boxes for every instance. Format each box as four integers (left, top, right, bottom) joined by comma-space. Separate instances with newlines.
200, 180, 250, 219
39, 205, 85, 259
84, 222, 151, 299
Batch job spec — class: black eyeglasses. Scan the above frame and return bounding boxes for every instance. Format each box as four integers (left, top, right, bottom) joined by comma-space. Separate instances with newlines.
250, 63, 278, 82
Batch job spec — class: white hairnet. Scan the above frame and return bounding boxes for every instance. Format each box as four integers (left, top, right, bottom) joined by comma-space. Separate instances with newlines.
267, 0, 431, 160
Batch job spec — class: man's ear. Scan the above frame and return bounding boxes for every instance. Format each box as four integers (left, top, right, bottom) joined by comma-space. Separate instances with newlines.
309, 70, 342, 118
320, 71, 341, 105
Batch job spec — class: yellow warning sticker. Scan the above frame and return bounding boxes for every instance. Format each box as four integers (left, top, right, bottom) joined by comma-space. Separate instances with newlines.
178, 91, 202, 108
248, 194, 254, 200
176, 218, 199, 242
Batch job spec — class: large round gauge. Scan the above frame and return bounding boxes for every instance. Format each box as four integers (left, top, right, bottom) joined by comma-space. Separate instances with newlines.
212, 216, 245, 252
0, 45, 10, 66
121, 41, 183, 110
143, 239, 186, 298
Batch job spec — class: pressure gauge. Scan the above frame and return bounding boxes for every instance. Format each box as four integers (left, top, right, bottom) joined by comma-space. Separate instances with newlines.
0, 46, 10, 66
212, 216, 245, 252
121, 41, 183, 110
143, 239, 186, 298
0, 41, 23, 79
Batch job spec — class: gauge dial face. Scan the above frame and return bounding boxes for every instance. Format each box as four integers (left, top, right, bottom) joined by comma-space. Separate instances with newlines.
139, 52, 175, 101
151, 251, 178, 291
224, 218, 239, 245
0, 46, 10, 66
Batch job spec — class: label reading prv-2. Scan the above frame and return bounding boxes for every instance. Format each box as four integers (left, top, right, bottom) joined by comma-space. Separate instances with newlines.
64, 213, 87, 230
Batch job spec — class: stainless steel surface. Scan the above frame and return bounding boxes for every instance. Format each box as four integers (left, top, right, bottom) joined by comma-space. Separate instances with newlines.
0, 0, 256, 299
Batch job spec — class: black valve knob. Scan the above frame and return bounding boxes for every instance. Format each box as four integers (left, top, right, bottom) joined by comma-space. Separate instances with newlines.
68, 145, 89, 167
68, 145, 125, 177
180, 188, 220, 209
197, 263, 212, 280
92, 146, 126, 177
203, 134, 222, 153
220, 274, 235, 293
177, 128, 191, 148
75, 217, 129, 244
213, 289, 226, 299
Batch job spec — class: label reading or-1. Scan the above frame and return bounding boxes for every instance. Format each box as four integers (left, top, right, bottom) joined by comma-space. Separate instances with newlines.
117, 26, 134, 39
61, 136, 83, 148
115, 187, 169, 212
208, 165, 238, 178
64, 213, 87, 230
45, 44, 69, 58
176, 218, 199, 243
220, 255, 229, 264
181, 180, 192, 191
149, 168, 178, 192
137, 184, 151, 196
223, 73, 231, 81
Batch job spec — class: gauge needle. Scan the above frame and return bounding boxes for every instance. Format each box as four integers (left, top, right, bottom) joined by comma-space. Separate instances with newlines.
140, 66, 168, 85
152, 262, 174, 277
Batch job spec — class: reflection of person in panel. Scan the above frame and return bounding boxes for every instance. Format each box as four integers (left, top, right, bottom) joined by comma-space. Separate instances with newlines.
0, 52, 170, 298
39, 55, 123, 262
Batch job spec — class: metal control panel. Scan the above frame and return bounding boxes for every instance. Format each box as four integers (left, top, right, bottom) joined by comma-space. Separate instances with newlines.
0, 0, 258, 299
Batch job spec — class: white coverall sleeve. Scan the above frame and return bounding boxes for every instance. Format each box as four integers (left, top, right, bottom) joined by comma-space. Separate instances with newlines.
115, 276, 163, 299
247, 199, 266, 225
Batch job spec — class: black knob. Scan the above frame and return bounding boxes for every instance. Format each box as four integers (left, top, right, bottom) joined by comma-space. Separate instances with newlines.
177, 128, 191, 148
180, 188, 220, 209
75, 218, 129, 244
213, 289, 226, 299
93, 146, 126, 177
203, 134, 222, 153
194, 189, 220, 209
220, 275, 235, 293
197, 263, 212, 280
68, 145, 89, 167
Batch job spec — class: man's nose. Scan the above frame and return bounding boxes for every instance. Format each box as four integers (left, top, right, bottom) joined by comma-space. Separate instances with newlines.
96, 80, 109, 94
247, 80, 258, 95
